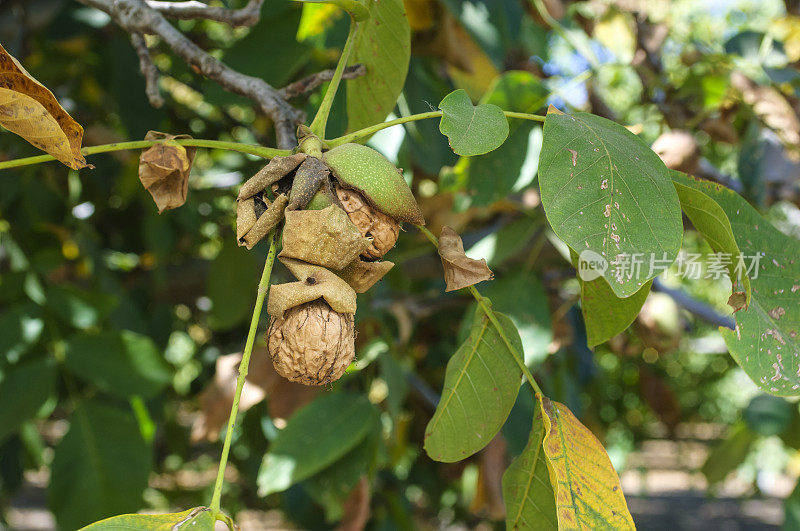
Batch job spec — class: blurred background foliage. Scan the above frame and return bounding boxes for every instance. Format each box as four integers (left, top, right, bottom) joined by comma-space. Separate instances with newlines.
1, 0, 800, 529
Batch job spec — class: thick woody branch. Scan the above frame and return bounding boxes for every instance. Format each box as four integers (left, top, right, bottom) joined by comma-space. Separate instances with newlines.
279, 64, 366, 100
130, 32, 164, 108
145, 0, 265, 27
78, 0, 304, 149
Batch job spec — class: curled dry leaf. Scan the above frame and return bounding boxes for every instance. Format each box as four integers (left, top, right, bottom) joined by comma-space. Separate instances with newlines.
267, 257, 357, 317
287, 156, 329, 210
279, 205, 369, 270
238, 153, 307, 200
138, 131, 196, 213
337, 259, 394, 293
267, 300, 355, 386
0, 43, 88, 169
238, 193, 288, 249
438, 226, 493, 292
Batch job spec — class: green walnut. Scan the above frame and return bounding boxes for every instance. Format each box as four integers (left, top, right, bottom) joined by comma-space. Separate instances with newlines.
323, 143, 425, 225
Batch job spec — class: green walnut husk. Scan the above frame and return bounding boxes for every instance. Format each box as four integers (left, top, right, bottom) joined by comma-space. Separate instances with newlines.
279, 204, 369, 270
238, 153, 307, 200
337, 259, 395, 293
267, 257, 357, 317
323, 143, 425, 225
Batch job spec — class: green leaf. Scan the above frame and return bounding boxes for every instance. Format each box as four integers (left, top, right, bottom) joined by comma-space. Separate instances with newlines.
449, 71, 547, 205
47, 285, 117, 329
50, 401, 152, 530
80, 507, 214, 530
438, 89, 509, 156
538, 108, 683, 297
743, 394, 793, 436
670, 174, 800, 396
0, 302, 43, 364
502, 408, 557, 530
785, 479, 800, 531
64, 331, 171, 398
258, 393, 377, 495
346, 0, 410, 133
701, 422, 755, 485
0, 357, 56, 443
207, 239, 258, 330
672, 171, 751, 307
573, 247, 652, 347
424, 309, 523, 462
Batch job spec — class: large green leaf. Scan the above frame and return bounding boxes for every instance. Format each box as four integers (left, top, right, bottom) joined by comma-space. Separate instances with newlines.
50, 401, 152, 530
538, 108, 683, 297
81, 507, 214, 530
449, 71, 547, 206
258, 393, 377, 495
346, 0, 410, 133
424, 309, 523, 462
207, 239, 258, 331
0, 302, 43, 364
501, 408, 557, 530
743, 395, 793, 436
64, 331, 171, 398
671, 174, 800, 396
672, 171, 751, 307
438, 89, 509, 156
47, 285, 117, 329
582, 277, 651, 348
0, 357, 56, 443
701, 422, 755, 485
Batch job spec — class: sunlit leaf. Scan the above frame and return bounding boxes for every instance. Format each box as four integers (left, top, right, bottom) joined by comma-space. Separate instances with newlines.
672, 175, 800, 396
502, 407, 557, 530
50, 401, 152, 530
538, 106, 683, 297
672, 170, 751, 309
258, 393, 377, 495
539, 396, 635, 530
0, 43, 88, 169
346, 0, 410, 133
80, 507, 214, 530
424, 308, 523, 462
0, 357, 56, 444
582, 276, 651, 347
0, 302, 43, 364
438, 89, 509, 156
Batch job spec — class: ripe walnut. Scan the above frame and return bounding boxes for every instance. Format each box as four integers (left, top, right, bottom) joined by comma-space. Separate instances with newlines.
267, 300, 355, 386
335, 184, 400, 260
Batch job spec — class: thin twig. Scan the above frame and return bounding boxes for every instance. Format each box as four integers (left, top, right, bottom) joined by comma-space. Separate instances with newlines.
145, 0, 265, 27
130, 32, 164, 108
78, 0, 304, 149
279, 64, 366, 100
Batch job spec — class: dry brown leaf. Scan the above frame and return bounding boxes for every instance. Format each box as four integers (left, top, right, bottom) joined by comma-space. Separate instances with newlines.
267, 257, 358, 317
239, 193, 288, 249
337, 259, 394, 293
138, 131, 196, 213
238, 153, 307, 200
438, 226, 493, 292
336, 477, 370, 531
0, 43, 88, 169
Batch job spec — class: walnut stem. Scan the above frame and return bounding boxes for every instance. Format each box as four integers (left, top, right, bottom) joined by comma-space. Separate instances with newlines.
209, 229, 279, 515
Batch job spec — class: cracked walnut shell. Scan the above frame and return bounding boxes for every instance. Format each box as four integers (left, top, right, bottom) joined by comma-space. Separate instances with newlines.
335, 185, 400, 260
267, 300, 355, 386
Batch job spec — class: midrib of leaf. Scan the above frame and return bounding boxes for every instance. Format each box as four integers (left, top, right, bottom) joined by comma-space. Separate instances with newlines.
428, 318, 490, 435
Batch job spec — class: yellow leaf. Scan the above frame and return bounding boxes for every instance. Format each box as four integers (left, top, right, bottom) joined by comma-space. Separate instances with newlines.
297, 3, 343, 41
539, 396, 635, 530
0, 43, 87, 169
403, 0, 436, 31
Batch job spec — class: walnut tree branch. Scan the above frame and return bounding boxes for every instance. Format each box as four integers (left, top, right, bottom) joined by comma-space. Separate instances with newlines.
145, 0, 265, 27
78, 0, 304, 150
130, 32, 164, 108
279, 64, 366, 100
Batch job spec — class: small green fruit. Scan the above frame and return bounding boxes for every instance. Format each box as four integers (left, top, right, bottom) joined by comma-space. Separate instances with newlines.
323, 143, 424, 225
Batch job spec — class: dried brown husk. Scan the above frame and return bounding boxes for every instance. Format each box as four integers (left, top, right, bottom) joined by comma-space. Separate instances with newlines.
279, 204, 369, 270
238, 153, 307, 200
337, 259, 395, 293
138, 131, 196, 213
267, 300, 355, 386
287, 156, 330, 210
239, 193, 288, 249
267, 257, 357, 317
438, 226, 494, 292
335, 185, 400, 259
